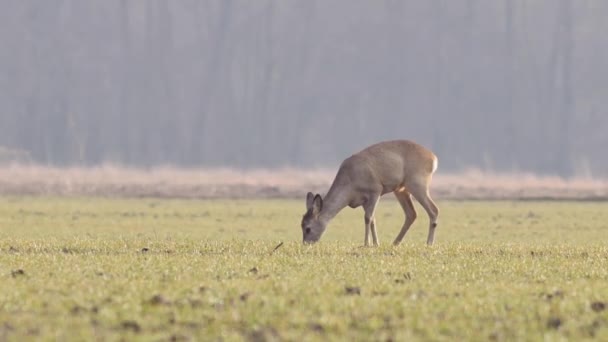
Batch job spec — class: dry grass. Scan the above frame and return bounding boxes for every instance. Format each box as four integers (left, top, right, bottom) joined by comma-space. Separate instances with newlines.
0, 164, 606, 200
435, 169, 608, 200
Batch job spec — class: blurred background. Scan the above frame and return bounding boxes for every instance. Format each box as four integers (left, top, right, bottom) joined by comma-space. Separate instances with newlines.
0, 1, 606, 177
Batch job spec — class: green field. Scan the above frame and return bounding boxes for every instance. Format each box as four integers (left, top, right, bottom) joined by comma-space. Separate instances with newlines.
1, 197, 607, 341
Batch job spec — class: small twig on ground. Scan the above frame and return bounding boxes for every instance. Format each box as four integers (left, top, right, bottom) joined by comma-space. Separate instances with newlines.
270, 242, 284, 255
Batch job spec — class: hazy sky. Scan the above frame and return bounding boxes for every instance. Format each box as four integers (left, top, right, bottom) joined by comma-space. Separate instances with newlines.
0, 1, 606, 177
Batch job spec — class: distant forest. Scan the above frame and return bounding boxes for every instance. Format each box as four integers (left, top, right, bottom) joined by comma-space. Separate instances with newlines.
0, 1, 606, 177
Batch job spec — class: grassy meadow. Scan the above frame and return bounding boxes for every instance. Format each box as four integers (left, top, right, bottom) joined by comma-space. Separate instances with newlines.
1, 197, 607, 341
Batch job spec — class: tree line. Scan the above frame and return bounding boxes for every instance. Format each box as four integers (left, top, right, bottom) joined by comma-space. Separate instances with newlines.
0, 1, 606, 177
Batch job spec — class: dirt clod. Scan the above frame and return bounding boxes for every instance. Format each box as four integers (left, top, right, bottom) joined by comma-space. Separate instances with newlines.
148, 294, 171, 306
247, 327, 279, 342
169, 334, 189, 342
188, 299, 203, 308
309, 323, 324, 332
345, 286, 361, 295
240, 292, 251, 302
591, 301, 606, 312
70, 305, 86, 315
547, 317, 562, 329
11, 269, 25, 277
120, 320, 141, 333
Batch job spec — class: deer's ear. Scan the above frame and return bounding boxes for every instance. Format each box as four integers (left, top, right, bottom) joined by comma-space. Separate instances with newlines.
312, 194, 323, 216
306, 192, 315, 210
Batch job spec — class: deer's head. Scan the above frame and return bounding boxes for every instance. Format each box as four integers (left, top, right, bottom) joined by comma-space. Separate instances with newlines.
301, 192, 326, 243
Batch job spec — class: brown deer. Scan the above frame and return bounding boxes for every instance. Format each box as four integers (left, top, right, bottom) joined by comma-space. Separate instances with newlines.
301, 140, 439, 246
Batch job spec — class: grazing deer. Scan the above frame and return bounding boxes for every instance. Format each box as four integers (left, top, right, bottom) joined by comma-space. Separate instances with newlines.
301, 140, 439, 246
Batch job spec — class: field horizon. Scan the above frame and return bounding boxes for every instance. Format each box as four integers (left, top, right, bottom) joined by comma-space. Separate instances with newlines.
1, 164, 607, 201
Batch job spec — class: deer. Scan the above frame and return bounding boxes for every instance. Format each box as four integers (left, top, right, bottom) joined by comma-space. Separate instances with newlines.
301, 140, 439, 246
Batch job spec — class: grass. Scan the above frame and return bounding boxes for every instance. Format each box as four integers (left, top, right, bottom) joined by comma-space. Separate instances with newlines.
1, 197, 607, 341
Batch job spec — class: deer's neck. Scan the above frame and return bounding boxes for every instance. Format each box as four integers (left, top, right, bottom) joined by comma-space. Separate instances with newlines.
319, 175, 351, 224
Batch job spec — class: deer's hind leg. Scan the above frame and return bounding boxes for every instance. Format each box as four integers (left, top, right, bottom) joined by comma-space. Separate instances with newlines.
393, 189, 417, 246
409, 184, 439, 246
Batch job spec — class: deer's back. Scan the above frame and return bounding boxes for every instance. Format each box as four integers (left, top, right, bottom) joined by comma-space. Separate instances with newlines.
340, 140, 437, 193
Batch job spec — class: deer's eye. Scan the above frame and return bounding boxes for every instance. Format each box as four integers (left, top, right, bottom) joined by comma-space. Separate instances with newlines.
305, 228, 311, 234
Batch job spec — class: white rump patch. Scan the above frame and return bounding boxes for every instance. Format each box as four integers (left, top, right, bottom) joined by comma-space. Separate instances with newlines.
432, 156, 438, 173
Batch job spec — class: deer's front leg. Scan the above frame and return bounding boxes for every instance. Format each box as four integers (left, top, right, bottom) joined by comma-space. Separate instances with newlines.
363, 194, 380, 247
370, 217, 379, 246
364, 215, 371, 246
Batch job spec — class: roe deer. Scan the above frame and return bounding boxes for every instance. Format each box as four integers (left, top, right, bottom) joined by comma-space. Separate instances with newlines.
301, 140, 439, 246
